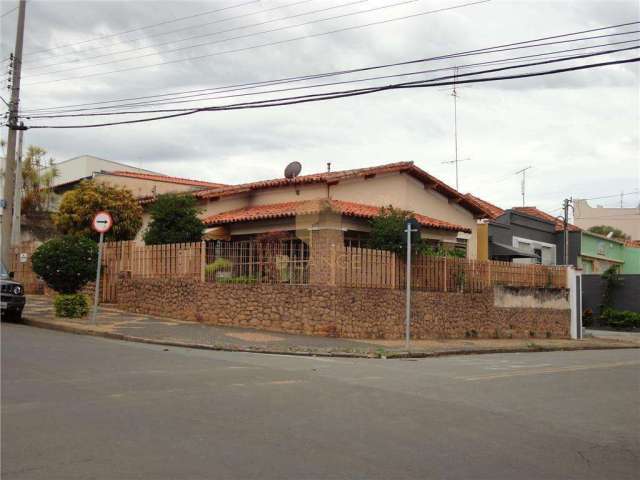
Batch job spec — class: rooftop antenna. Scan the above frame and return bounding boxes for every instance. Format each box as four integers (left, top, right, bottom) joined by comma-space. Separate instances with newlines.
284, 161, 302, 179
440, 67, 470, 191
515, 166, 532, 207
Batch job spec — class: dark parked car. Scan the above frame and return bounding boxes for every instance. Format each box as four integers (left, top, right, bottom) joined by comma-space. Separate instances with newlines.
1, 263, 26, 322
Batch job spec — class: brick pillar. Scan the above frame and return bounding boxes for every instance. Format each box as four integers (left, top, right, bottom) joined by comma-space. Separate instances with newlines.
309, 229, 344, 286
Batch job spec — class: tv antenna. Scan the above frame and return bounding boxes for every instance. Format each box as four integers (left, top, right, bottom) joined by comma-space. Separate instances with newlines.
515, 166, 533, 207
441, 67, 470, 191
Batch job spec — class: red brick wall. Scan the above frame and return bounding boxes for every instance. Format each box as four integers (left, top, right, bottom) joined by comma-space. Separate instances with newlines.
115, 278, 570, 339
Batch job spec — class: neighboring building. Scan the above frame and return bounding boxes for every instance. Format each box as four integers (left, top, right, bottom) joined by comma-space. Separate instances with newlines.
21, 154, 226, 242
48, 155, 161, 194
93, 171, 226, 198
141, 161, 489, 258
573, 198, 640, 240
623, 240, 640, 273
469, 196, 578, 266
578, 230, 625, 273
47, 155, 226, 200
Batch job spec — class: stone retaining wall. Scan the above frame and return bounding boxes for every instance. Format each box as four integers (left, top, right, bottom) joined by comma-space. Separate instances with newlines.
115, 278, 570, 339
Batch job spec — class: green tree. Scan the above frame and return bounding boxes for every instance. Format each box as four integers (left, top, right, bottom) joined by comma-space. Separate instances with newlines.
21, 146, 59, 215
32, 236, 98, 294
143, 194, 204, 245
54, 180, 143, 241
588, 225, 629, 240
368, 206, 417, 254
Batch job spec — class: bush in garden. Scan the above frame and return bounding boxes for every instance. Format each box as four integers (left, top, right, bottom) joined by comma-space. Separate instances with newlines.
54, 294, 90, 318
54, 180, 142, 241
32, 236, 98, 294
144, 194, 204, 245
601, 308, 640, 330
205, 258, 232, 278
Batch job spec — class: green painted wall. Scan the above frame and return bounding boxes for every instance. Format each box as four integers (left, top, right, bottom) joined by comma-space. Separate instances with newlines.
623, 247, 640, 274
579, 232, 625, 273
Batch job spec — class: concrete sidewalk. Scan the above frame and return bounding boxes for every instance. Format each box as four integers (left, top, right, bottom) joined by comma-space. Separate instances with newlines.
20, 295, 640, 358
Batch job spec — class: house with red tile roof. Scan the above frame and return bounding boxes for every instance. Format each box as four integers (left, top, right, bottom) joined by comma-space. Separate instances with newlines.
47, 155, 226, 199
93, 170, 227, 198
140, 161, 488, 258
465, 194, 581, 266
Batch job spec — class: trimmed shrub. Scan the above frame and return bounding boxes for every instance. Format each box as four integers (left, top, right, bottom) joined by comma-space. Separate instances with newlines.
54, 294, 89, 318
205, 258, 232, 278
32, 236, 98, 294
601, 308, 640, 330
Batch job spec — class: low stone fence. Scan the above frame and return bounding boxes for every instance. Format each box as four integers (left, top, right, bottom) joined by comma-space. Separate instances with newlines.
115, 278, 570, 340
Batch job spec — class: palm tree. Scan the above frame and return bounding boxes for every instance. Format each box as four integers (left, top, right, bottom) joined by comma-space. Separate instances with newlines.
21, 146, 59, 214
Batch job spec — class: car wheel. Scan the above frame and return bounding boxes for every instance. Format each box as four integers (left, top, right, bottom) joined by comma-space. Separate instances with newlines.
2, 310, 22, 322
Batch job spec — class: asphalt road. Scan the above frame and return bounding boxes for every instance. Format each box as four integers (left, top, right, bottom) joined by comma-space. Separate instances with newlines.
2, 323, 639, 480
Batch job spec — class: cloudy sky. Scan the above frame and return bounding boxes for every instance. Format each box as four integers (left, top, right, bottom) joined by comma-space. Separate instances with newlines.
1, 0, 638, 215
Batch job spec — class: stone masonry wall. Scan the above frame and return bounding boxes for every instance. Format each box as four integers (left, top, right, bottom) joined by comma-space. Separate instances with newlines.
115, 278, 570, 339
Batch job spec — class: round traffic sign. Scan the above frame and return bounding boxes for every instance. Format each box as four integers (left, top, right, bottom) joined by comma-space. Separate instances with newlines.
92, 211, 113, 233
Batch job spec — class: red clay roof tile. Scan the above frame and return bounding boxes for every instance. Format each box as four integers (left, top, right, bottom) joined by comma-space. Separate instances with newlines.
108, 170, 227, 188
189, 161, 485, 217
512, 206, 581, 232
464, 193, 505, 219
203, 199, 471, 233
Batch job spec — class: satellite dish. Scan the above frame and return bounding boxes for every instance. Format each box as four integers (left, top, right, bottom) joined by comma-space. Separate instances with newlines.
284, 161, 302, 179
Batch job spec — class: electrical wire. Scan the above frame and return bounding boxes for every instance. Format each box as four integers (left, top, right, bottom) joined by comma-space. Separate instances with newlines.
20, 20, 639, 113
16, 0, 260, 59
23, 38, 640, 115
22, 0, 492, 86
578, 190, 640, 201
21, 43, 640, 118
23, 0, 363, 71
22, 0, 444, 77
25, 56, 639, 129
0, 6, 17, 19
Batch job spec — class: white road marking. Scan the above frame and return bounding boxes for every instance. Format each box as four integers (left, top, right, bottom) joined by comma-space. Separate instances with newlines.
458, 361, 640, 381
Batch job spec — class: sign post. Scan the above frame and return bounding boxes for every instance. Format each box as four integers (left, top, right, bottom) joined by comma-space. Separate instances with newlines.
91, 211, 113, 325
404, 218, 420, 351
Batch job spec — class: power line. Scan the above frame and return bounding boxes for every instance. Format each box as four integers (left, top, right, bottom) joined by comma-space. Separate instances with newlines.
22, 0, 493, 86
23, 0, 465, 78
23, 44, 639, 118
27, 24, 639, 80
577, 189, 640, 202
25, 56, 640, 129
15, 0, 260, 59
23, 0, 360, 72
0, 6, 18, 18
21, 0, 315, 65
19, 21, 639, 113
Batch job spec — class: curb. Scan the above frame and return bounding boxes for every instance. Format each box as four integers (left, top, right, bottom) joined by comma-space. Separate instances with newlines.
20, 316, 640, 360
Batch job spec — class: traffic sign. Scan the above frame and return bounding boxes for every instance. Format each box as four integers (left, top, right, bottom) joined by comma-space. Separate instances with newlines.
92, 211, 113, 233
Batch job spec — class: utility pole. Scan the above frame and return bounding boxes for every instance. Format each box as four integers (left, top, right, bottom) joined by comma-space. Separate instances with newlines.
515, 166, 532, 207
11, 125, 24, 245
1, 0, 27, 267
562, 197, 573, 265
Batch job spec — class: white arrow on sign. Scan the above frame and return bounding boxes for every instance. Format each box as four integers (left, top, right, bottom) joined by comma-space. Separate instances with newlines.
92, 211, 113, 234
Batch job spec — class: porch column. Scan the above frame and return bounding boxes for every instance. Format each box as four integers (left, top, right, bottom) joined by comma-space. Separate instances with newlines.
309, 228, 344, 286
